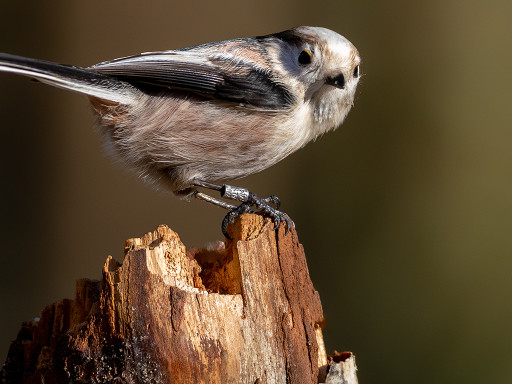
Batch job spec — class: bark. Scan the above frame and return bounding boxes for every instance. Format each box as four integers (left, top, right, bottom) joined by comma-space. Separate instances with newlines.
1, 214, 358, 383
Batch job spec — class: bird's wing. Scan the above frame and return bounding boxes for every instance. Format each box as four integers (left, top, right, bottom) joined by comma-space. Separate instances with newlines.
91, 50, 295, 110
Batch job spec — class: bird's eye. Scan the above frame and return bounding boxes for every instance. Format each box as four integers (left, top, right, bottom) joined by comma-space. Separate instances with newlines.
353, 65, 360, 78
327, 74, 345, 89
298, 49, 312, 65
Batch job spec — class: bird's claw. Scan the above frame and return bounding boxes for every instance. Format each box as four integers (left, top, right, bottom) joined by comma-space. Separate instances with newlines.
222, 193, 292, 239
221, 201, 252, 239
261, 195, 281, 210
273, 213, 294, 236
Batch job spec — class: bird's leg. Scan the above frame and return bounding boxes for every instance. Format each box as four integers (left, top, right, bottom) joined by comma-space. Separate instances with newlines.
192, 180, 293, 239
194, 192, 238, 210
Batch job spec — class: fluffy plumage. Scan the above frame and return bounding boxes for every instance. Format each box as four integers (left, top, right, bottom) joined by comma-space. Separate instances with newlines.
0, 26, 361, 194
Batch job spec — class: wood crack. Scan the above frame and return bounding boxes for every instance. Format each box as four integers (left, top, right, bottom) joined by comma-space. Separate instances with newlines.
0, 214, 358, 383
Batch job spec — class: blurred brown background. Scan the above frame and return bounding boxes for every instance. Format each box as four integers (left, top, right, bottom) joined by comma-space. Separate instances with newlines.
1, 0, 511, 382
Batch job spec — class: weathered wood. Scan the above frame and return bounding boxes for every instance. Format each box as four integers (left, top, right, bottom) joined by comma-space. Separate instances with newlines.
320, 352, 358, 384
1, 214, 358, 383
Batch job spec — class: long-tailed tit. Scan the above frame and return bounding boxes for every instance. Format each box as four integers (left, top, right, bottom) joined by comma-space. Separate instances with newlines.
0, 26, 361, 237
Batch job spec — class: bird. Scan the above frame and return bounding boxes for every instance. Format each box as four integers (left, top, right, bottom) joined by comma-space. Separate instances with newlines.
0, 26, 361, 238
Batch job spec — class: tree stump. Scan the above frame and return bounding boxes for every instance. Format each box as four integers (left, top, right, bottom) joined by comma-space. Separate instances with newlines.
1, 214, 358, 383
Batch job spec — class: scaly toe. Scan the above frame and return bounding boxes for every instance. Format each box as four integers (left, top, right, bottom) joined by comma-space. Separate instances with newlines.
222, 202, 252, 239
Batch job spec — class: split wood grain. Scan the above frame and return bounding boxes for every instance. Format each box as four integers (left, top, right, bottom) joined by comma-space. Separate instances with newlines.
1, 214, 358, 383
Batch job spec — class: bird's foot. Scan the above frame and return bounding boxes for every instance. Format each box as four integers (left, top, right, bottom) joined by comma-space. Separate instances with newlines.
193, 181, 293, 239
221, 192, 293, 240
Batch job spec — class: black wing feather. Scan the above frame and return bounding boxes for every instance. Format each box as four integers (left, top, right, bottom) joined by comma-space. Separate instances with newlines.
92, 53, 294, 109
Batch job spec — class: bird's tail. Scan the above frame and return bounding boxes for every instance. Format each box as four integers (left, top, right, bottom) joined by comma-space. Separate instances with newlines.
0, 53, 137, 105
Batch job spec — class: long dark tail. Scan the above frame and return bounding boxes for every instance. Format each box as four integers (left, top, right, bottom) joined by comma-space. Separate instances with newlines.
0, 53, 136, 104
